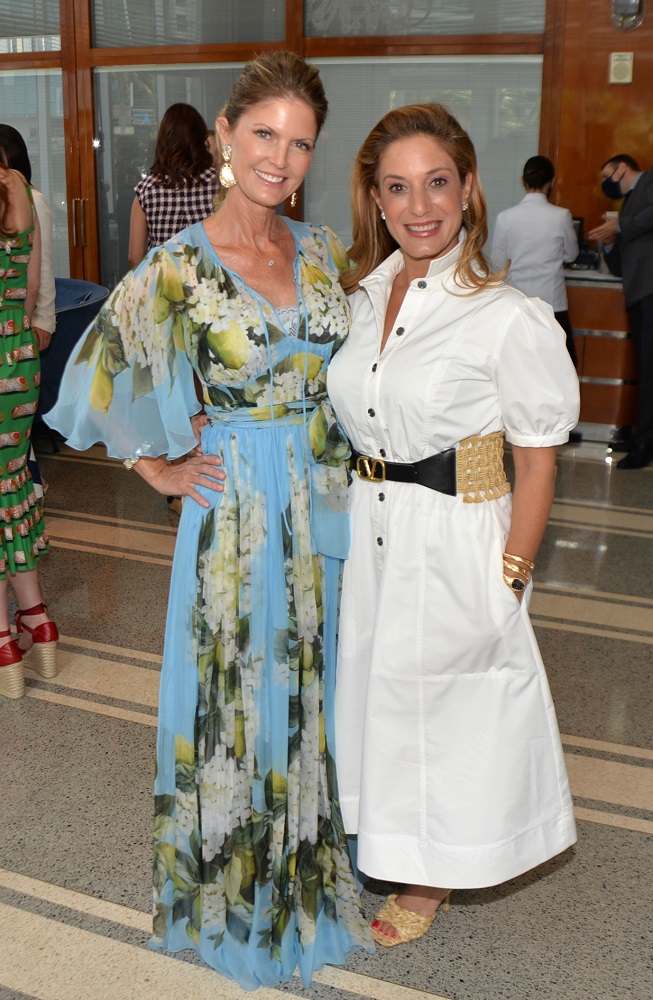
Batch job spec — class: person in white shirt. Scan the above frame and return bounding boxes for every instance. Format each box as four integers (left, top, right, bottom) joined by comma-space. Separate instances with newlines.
492, 155, 578, 365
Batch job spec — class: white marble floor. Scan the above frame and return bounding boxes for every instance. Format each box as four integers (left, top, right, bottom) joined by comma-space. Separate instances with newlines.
0, 438, 651, 1000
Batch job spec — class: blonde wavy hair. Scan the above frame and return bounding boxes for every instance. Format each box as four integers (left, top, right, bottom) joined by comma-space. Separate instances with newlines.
342, 103, 506, 295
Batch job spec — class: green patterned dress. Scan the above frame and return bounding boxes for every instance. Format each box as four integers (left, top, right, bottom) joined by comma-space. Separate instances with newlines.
46, 218, 373, 989
0, 190, 49, 577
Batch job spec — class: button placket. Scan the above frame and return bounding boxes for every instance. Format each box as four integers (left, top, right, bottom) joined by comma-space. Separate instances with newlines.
370, 465, 389, 549
364, 349, 382, 429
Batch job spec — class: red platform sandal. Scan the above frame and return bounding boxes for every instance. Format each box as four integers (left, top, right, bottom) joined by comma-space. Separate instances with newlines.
15, 603, 59, 679
0, 628, 25, 699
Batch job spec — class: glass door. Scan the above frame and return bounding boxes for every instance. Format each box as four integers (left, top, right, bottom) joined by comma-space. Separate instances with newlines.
0, 2, 70, 277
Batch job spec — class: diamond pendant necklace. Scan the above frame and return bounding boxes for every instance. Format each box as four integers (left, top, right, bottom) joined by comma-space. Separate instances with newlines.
235, 244, 276, 268
210, 240, 276, 268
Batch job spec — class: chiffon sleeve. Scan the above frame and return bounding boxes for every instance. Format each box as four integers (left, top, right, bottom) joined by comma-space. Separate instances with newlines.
495, 295, 580, 448
321, 224, 351, 277
45, 247, 201, 461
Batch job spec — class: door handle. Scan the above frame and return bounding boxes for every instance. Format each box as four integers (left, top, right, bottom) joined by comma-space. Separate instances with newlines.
80, 198, 87, 247
72, 197, 79, 247
71, 198, 88, 247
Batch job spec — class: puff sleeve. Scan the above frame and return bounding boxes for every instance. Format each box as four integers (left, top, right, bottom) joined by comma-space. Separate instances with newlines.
45, 247, 201, 461
494, 295, 580, 448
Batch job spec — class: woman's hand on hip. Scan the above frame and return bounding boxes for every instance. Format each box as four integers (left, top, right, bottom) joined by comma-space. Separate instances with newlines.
134, 454, 226, 508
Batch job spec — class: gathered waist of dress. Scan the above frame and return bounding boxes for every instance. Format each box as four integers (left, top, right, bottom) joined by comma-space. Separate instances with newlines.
204, 400, 319, 429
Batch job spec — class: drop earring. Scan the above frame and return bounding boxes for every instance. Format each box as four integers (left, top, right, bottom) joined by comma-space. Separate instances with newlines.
290, 191, 298, 208
219, 144, 236, 189
380, 210, 386, 221
462, 202, 468, 212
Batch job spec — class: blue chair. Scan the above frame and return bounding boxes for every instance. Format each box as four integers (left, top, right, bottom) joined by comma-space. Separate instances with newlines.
38, 278, 109, 418
36, 278, 109, 450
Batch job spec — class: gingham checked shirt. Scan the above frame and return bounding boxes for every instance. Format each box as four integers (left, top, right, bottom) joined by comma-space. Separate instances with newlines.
135, 167, 218, 251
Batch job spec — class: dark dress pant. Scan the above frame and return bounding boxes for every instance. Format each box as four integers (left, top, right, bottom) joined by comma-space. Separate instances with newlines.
554, 310, 578, 369
628, 292, 653, 450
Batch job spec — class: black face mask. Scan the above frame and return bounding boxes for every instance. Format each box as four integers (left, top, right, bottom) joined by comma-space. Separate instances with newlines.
602, 174, 623, 200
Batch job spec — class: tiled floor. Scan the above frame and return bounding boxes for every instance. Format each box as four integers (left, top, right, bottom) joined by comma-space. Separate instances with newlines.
0, 435, 651, 1000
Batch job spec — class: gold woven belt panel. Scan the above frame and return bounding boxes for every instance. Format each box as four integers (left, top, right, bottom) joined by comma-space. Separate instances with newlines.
456, 431, 511, 504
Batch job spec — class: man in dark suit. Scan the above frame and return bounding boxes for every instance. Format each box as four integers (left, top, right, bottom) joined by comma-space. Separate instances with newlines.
589, 155, 653, 468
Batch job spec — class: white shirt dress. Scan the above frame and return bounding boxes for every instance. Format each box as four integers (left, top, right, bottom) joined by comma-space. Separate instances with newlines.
327, 241, 580, 890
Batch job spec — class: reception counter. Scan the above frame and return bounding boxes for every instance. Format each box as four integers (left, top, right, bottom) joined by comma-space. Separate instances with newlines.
565, 269, 636, 443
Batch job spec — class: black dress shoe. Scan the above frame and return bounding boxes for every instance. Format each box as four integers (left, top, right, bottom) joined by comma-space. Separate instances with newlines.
610, 439, 633, 453
616, 447, 653, 469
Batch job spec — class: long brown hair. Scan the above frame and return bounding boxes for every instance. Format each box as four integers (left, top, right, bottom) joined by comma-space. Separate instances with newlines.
0, 164, 17, 237
149, 103, 213, 188
0, 125, 32, 183
343, 102, 506, 294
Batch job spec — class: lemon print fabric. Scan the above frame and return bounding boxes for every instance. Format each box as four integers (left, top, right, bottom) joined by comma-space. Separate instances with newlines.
45, 218, 370, 989
206, 322, 250, 370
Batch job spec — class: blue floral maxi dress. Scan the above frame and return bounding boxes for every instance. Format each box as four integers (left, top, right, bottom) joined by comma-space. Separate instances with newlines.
0, 187, 49, 577
46, 219, 372, 989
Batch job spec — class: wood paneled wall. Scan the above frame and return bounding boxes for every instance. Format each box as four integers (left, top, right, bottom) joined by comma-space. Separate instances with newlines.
544, 0, 653, 233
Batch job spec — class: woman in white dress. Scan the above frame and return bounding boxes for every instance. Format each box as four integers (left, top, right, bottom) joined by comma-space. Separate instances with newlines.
327, 103, 579, 947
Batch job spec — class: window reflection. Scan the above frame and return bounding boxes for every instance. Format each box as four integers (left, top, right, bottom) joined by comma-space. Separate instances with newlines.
308, 57, 543, 247
0, 68, 68, 277
305, 0, 545, 37
94, 64, 242, 285
93, 56, 542, 285
91, 0, 284, 48
0, 0, 61, 51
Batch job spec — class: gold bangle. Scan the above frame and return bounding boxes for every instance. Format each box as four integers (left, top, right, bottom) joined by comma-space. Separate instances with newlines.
503, 552, 535, 572
503, 558, 532, 577
503, 551, 534, 595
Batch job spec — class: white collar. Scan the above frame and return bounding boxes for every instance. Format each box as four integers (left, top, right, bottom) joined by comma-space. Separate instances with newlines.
360, 230, 464, 290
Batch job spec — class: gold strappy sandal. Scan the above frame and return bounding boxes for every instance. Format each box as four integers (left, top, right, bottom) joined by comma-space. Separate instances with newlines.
371, 891, 451, 948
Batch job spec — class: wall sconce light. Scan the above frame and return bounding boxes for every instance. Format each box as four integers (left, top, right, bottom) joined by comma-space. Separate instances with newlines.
611, 0, 645, 29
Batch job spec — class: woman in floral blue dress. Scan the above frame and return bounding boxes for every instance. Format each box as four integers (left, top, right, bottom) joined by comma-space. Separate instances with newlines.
46, 51, 371, 989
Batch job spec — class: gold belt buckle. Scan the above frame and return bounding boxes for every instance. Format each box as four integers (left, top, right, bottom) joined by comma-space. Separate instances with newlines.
356, 455, 386, 483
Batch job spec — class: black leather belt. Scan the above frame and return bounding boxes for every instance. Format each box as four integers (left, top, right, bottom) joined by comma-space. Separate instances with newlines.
351, 448, 456, 495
